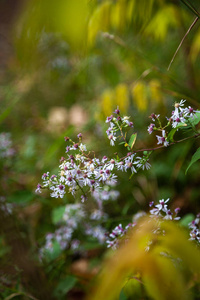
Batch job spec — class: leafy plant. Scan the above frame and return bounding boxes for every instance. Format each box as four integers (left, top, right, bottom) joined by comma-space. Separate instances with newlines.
88, 216, 200, 300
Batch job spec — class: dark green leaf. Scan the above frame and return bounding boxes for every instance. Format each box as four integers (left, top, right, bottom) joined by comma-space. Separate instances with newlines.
188, 112, 200, 127
167, 123, 187, 142
122, 203, 131, 216
45, 241, 62, 261
119, 289, 128, 300
8, 191, 35, 204
52, 206, 66, 224
185, 147, 200, 174
54, 275, 77, 297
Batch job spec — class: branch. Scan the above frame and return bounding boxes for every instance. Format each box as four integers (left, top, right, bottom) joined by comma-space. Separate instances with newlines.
167, 16, 199, 71
133, 132, 200, 153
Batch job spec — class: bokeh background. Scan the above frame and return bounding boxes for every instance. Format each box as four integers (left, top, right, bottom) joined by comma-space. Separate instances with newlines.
1, 0, 200, 299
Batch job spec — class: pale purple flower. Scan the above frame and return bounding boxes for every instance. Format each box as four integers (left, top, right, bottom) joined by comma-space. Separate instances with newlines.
108, 134, 117, 146
114, 108, 120, 114
35, 184, 42, 193
156, 130, 169, 147
148, 123, 155, 134
106, 115, 113, 123
121, 116, 131, 125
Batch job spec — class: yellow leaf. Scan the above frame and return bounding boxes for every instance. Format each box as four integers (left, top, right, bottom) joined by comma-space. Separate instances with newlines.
101, 89, 114, 117
55, 0, 88, 50
87, 216, 200, 300
115, 83, 129, 113
149, 79, 163, 103
144, 5, 180, 41
87, 1, 112, 47
131, 81, 148, 111
111, 0, 127, 31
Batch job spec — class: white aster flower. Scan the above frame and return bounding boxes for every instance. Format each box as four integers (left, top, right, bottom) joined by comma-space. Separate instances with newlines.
79, 143, 87, 151
156, 130, 169, 147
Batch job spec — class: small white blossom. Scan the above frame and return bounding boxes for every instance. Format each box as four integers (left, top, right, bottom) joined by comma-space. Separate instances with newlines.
79, 143, 87, 151
156, 130, 169, 147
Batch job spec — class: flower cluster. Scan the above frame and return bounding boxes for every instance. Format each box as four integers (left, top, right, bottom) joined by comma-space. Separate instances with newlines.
36, 123, 151, 201
0, 133, 15, 159
149, 199, 180, 220
92, 187, 120, 203
189, 213, 200, 243
85, 224, 107, 244
106, 108, 133, 146
39, 202, 108, 258
106, 199, 200, 251
106, 223, 136, 249
40, 203, 85, 257
36, 101, 200, 258
148, 100, 200, 147
106, 198, 181, 250
171, 100, 198, 128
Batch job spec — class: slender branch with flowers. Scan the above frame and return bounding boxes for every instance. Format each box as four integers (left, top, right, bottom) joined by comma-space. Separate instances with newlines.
36, 100, 200, 256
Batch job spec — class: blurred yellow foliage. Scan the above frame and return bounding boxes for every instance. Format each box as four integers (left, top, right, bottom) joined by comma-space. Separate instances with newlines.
99, 83, 129, 119
55, 0, 88, 49
87, 0, 156, 46
87, 216, 200, 300
131, 81, 148, 111
149, 79, 163, 103
115, 83, 129, 113
17, 0, 89, 56
101, 89, 115, 117
16, 0, 200, 69
111, 0, 127, 31
99, 78, 163, 119
126, 0, 135, 24
144, 4, 180, 41
88, 1, 112, 47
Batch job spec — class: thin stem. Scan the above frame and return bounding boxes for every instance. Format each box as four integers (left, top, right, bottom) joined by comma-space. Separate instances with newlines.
133, 132, 200, 153
116, 120, 129, 146
180, 0, 200, 18
74, 178, 88, 199
167, 16, 199, 71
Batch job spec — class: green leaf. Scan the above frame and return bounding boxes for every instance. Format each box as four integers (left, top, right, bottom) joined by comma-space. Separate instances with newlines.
52, 206, 66, 224
188, 112, 200, 127
180, 214, 195, 227
82, 241, 102, 250
167, 123, 187, 142
128, 133, 137, 150
119, 289, 128, 300
122, 202, 131, 216
8, 191, 35, 205
185, 147, 200, 174
45, 241, 62, 261
54, 275, 77, 297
